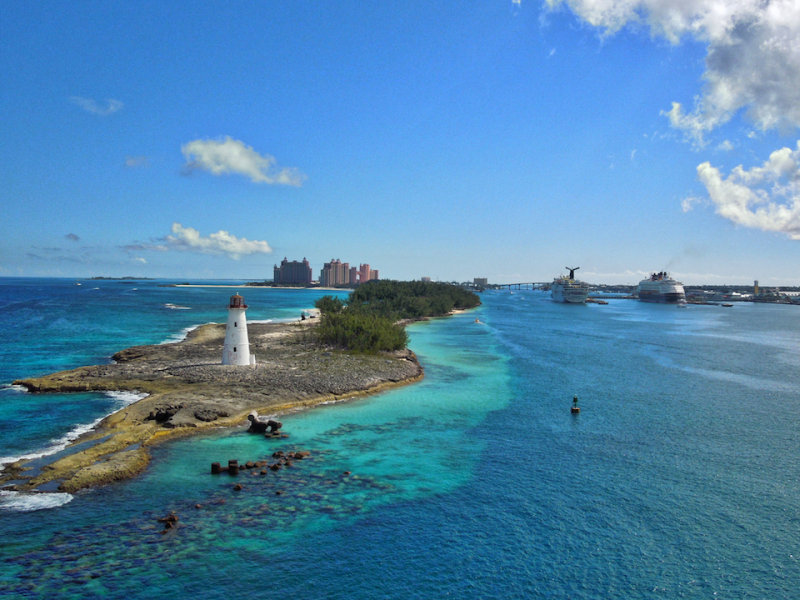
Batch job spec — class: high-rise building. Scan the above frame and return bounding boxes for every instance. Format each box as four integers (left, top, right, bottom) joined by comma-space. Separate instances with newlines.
319, 259, 380, 286
273, 257, 312, 285
320, 259, 351, 286
358, 263, 379, 284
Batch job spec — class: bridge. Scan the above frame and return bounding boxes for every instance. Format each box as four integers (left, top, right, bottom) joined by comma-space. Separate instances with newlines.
494, 282, 550, 290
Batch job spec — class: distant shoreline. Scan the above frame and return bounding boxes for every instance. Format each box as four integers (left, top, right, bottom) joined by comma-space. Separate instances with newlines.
171, 284, 353, 291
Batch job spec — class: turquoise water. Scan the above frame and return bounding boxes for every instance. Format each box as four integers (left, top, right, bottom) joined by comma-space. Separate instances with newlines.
1, 280, 799, 598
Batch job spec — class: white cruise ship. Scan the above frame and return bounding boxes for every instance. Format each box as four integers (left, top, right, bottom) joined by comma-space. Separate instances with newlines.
551, 267, 589, 304
637, 272, 686, 303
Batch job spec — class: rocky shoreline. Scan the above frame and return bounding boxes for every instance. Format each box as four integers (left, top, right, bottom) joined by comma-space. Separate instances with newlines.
3, 320, 423, 494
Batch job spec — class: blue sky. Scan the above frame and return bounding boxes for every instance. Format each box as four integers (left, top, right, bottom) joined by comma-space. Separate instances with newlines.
3, 1, 800, 285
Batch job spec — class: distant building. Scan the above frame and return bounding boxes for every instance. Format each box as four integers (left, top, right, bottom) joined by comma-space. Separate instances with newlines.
320, 259, 380, 286
474, 278, 488, 287
320, 259, 350, 286
421, 277, 432, 283
274, 257, 312, 285
358, 264, 379, 283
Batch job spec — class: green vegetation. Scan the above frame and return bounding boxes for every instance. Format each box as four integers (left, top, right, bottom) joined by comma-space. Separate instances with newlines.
314, 295, 345, 314
314, 280, 481, 353
314, 311, 408, 353
347, 280, 481, 319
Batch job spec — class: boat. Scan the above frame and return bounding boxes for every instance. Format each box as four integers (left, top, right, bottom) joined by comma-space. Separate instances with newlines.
551, 267, 589, 304
637, 272, 686, 303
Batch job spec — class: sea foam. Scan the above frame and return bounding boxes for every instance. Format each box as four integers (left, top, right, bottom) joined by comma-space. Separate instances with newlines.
0, 490, 73, 512
163, 303, 191, 310
0, 383, 28, 393
0, 391, 147, 472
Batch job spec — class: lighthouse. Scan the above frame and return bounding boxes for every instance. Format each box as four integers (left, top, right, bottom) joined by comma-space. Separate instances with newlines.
222, 293, 255, 366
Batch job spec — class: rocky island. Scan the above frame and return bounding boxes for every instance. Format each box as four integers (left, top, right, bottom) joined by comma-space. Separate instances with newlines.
4, 319, 423, 494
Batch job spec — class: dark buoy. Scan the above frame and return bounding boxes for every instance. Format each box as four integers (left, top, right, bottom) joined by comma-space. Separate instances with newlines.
571, 395, 580, 414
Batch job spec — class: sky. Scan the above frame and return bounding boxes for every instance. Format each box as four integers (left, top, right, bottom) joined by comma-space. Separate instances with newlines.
2, 0, 800, 285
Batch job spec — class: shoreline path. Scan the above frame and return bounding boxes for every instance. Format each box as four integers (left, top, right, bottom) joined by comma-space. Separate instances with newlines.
4, 320, 423, 493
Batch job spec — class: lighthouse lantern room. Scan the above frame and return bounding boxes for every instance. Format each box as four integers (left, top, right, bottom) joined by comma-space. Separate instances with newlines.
222, 293, 255, 366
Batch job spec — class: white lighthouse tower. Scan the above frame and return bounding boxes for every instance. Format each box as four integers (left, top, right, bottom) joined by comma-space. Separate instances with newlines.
222, 293, 255, 366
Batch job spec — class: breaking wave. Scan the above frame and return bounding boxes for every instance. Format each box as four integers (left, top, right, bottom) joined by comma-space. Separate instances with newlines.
0, 490, 74, 512
0, 391, 147, 473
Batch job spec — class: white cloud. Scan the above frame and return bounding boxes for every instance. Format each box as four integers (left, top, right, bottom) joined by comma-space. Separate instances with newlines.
125, 156, 150, 168
181, 136, 305, 186
695, 141, 800, 238
681, 196, 703, 213
134, 257, 147, 264
70, 96, 124, 116
717, 140, 734, 152
547, 0, 800, 141
123, 242, 169, 253
166, 223, 272, 258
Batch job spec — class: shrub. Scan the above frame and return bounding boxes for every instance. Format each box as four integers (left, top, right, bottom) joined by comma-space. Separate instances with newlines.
316, 312, 408, 353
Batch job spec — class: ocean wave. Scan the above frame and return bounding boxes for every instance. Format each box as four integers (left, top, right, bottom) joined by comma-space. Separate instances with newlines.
0, 490, 73, 512
0, 383, 28, 393
0, 391, 147, 472
105, 390, 148, 405
163, 303, 191, 310
158, 322, 214, 344
0, 417, 104, 469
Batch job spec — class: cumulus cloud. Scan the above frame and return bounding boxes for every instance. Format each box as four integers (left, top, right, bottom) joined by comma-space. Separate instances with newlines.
70, 96, 124, 116
694, 142, 800, 238
166, 223, 272, 259
181, 137, 305, 186
547, 0, 800, 141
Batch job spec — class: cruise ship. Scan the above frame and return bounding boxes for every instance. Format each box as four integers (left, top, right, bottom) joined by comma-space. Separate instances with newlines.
551, 267, 589, 304
637, 272, 686, 303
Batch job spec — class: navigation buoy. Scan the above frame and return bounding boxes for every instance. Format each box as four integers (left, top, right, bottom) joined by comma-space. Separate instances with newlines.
571, 395, 580, 414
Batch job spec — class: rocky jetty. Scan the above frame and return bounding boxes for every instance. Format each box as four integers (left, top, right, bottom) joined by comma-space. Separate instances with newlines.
4, 320, 422, 493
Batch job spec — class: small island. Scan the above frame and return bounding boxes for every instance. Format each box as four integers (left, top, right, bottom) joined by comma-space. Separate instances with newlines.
2, 281, 480, 494
5, 320, 422, 493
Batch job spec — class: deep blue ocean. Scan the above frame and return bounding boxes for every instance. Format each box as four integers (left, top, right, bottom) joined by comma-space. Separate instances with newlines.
1, 277, 799, 599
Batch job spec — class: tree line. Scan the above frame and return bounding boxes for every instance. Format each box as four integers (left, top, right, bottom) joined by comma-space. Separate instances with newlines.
314, 280, 481, 353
